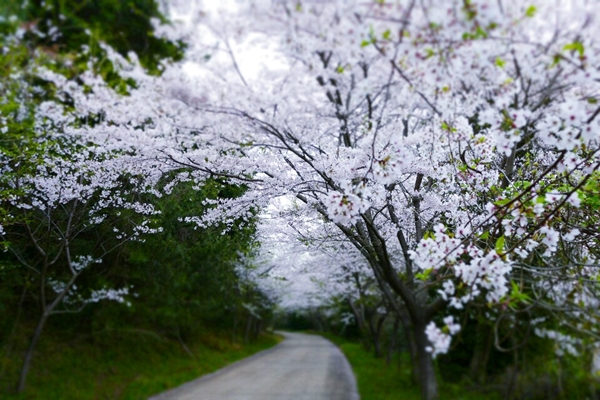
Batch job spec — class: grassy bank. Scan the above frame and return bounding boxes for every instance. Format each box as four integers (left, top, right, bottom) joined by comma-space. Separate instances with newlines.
320, 333, 501, 400
1, 329, 281, 400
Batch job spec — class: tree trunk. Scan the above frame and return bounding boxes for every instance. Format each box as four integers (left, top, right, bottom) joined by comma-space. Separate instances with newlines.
371, 313, 387, 358
367, 312, 379, 356
415, 321, 439, 400
469, 320, 493, 384
504, 337, 520, 400
252, 318, 260, 342
17, 312, 48, 393
232, 311, 239, 343
372, 331, 381, 357
387, 316, 399, 366
398, 308, 419, 385
348, 299, 371, 352
244, 314, 253, 344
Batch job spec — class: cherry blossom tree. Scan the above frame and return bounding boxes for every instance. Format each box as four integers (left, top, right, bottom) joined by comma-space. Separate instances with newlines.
0, 4, 179, 392
24, 0, 600, 398
0, 130, 164, 392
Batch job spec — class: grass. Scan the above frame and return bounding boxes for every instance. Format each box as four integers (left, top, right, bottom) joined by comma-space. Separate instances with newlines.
1, 328, 282, 400
319, 333, 421, 400
319, 333, 502, 400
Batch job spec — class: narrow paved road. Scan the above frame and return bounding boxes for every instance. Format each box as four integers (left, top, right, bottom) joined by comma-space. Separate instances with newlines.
149, 332, 359, 400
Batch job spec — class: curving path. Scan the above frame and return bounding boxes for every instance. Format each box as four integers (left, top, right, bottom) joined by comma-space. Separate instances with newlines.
149, 331, 360, 400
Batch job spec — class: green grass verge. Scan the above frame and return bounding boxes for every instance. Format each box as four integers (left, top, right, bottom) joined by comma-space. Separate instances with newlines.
319, 333, 420, 400
1, 329, 282, 400
318, 333, 501, 400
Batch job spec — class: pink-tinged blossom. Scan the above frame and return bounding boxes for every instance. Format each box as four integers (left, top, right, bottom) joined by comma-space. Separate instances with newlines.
509, 109, 531, 128
502, 218, 514, 237
566, 192, 581, 207
370, 145, 413, 184
563, 228, 580, 242
325, 190, 369, 225
456, 225, 472, 238
485, 202, 498, 216
425, 316, 460, 358
539, 225, 560, 254
533, 200, 545, 216
557, 152, 581, 172
438, 280, 455, 301
545, 192, 563, 203
410, 225, 512, 307
425, 322, 451, 358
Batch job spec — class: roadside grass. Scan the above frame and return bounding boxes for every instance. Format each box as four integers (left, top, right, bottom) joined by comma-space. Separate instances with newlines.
1, 328, 281, 400
319, 333, 502, 400
323, 334, 420, 400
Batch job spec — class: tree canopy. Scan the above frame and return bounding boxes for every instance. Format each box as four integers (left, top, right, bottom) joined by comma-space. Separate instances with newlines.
2, 1, 600, 399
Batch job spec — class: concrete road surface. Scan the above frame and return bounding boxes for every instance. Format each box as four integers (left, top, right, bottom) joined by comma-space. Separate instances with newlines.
149, 331, 360, 400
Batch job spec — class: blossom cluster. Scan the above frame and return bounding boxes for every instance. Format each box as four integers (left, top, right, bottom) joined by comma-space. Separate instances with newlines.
86, 287, 131, 306
71, 256, 101, 273
409, 224, 512, 308
425, 316, 461, 358
325, 190, 369, 225
534, 328, 581, 357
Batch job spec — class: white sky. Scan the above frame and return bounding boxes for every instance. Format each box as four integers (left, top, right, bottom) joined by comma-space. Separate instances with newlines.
167, 0, 289, 85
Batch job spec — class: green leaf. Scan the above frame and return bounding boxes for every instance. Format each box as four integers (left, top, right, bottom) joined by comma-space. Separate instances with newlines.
360, 40, 372, 48
475, 26, 488, 38
510, 281, 531, 303
382, 29, 391, 40
415, 268, 432, 281
441, 121, 456, 132
495, 236, 505, 254
551, 54, 562, 67
423, 231, 435, 240
525, 5, 537, 18
495, 57, 505, 68
511, 280, 519, 294
563, 41, 585, 57
479, 231, 490, 240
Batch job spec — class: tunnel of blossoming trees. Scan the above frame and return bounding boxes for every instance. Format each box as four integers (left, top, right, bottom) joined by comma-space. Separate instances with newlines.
1, 1, 600, 399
